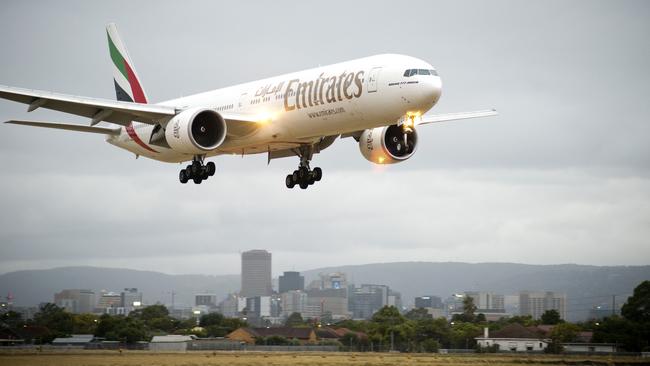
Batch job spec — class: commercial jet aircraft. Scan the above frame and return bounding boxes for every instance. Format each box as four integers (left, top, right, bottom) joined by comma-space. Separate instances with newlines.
1, 24, 497, 189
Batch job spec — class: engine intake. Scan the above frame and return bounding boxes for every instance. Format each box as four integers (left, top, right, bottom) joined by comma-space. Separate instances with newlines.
165, 107, 227, 154
359, 124, 418, 164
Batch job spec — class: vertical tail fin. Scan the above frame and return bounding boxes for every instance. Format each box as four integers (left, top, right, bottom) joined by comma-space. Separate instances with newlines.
106, 23, 148, 104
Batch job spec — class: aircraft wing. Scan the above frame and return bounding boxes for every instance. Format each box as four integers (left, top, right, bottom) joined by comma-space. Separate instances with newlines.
5, 120, 121, 135
417, 109, 498, 125
341, 109, 498, 139
219, 112, 263, 138
0, 84, 176, 126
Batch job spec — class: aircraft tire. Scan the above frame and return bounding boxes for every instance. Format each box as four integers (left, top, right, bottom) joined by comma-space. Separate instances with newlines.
285, 175, 295, 188
206, 162, 216, 176
179, 170, 188, 184
313, 167, 322, 181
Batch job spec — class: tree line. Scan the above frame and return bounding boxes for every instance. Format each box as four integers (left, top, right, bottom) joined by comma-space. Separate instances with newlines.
1, 281, 647, 352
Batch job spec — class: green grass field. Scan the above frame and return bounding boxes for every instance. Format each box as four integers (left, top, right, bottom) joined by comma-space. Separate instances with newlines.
0, 351, 648, 366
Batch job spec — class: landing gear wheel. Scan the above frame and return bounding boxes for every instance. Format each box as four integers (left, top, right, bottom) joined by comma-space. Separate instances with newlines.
206, 162, 216, 176
313, 167, 322, 181
179, 170, 188, 184
179, 156, 216, 185
284, 144, 324, 190
191, 162, 200, 176
285, 174, 295, 188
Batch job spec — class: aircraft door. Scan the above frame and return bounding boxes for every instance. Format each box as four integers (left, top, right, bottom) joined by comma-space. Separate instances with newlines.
367, 67, 382, 93
238, 92, 250, 110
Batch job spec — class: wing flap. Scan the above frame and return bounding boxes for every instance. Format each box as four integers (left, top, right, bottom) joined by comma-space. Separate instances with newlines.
5, 120, 121, 135
0, 85, 176, 126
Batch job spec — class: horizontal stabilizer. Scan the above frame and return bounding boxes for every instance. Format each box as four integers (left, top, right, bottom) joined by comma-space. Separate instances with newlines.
5, 120, 121, 135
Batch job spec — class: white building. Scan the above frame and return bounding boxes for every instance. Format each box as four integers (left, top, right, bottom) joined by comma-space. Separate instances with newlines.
149, 335, 196, 352
218, 294, 246, 318
465, 292, 505, 311
476, 327, 549, 352
519, 291, 567, 320
563, 343, 617, 353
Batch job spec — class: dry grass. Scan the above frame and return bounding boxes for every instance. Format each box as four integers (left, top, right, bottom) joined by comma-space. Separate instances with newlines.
0, 350, 645, 366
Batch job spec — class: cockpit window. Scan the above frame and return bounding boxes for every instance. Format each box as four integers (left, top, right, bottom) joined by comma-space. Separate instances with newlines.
403, 68, 438, 77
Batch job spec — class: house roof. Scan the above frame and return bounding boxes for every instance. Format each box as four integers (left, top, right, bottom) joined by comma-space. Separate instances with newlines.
52, 334, 95, 344
244, 327, 314, 339
489, 324, 544, 339
150, 335, 196, 343
315, 327, 340, 339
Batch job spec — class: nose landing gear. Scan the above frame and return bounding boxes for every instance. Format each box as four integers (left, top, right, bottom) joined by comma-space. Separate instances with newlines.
179, 155, 215, 184
285, 145, 323, 189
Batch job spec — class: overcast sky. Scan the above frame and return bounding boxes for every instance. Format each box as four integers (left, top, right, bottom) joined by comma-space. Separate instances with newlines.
0, 0, 648, 276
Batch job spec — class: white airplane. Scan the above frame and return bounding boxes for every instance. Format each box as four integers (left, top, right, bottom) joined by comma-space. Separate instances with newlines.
1, 23, 497, 189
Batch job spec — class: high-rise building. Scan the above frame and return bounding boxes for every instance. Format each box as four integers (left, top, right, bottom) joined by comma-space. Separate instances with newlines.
388, 289, 403, 310
415, 296, 443, 309
279, 271, 304, 293
464, 292, 505, 312
308, 272, 347, 290
218, 294, 246, 318
349, 284, 389, 319
519, 291, 567, 320
96, 291, 122, 313
54, 289, 95, 314
281, 290, 308, 317
241, 250, 272, 297
245, 296, 271, 318
195, 293, 217, 307
305, 272, 350, 320
121, 288, 143, 314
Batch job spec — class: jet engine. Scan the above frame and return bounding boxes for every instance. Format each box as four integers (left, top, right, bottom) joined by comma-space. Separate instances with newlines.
359, 124, 418, 164
165, 107, 227, 154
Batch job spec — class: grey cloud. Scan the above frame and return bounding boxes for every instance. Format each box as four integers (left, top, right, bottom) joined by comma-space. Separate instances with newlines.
1, 0, 649, 274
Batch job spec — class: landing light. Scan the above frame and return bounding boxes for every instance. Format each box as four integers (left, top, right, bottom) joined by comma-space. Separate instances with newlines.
377, 156, 385, 164
255, 110, 279, 124
404, 111, 422, 127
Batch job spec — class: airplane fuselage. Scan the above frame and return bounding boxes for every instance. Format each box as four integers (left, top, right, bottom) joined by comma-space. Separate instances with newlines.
107, 54, 442, 163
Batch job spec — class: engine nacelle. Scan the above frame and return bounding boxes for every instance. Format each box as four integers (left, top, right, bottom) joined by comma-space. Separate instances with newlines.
359, 124, 418, 164
165, 107, 227, 154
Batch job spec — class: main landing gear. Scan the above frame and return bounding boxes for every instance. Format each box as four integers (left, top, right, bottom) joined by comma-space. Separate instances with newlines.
179, 156, 215, 184
285, 145, 323, 189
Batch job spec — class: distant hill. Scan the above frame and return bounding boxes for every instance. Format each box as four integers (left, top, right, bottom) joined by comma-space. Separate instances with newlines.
1, 263, 648, 321
0, 266, 239, 309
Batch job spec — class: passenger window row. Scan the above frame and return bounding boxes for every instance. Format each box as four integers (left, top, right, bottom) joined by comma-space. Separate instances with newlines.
216, 104, 233, 112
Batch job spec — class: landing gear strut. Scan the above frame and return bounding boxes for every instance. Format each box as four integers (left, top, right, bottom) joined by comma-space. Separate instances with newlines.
285, 145, 322, 189
179, 155, 215, 184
